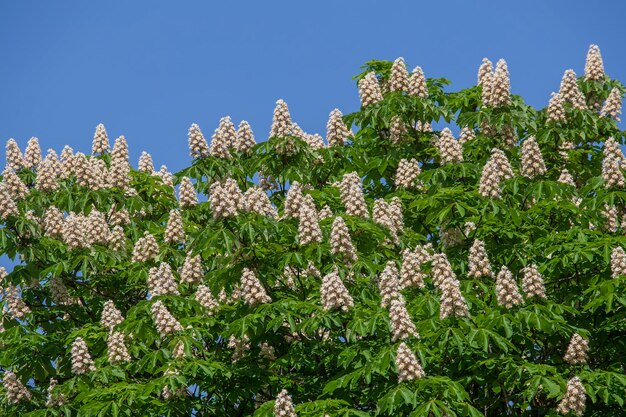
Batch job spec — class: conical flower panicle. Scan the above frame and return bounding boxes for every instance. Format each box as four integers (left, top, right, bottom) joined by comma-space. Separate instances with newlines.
284, 182, 304, 218
24, 137, 42, 168
601, 155, 625, 188
164, 209, 185, 243
107, 331, 131, 364
45, 149, 62, 176
389, 295, 419, 342
378, 261, 400, 308
85, 208, 109, 245
431, 253, 457, 288
408, 66, 428, 97
394, 158, 421, 189
468, 239, 493, 278
559, 70, 587, 110
320, 268, 353, 312
602, 137, 626, 163
269, 99, 293, 138
195, 285, 219, 313
180, 252, 203, 284
35, 159, 59, 192
92, 123, 109, 154
210, 116, 236, 158
358, 71, 383, 107
521, 264, 546, 299
389, 116, 406, 144
584, 44, 604, 81
399, 245, 432, 289
151, 300, 183, 336
108, 225, 126, 251
338, 172, 369, 218
3, 169, 28, 200
521, 137, 546, 178
209, 179, 244, 219
326, 109, 352, 146
111, 135, 129, 162
138, 151, 154, 173
244, 187, 278, 218
330, 216, 358, 265
148, 263, 180, 297
108, 205, 130, 226
6, 285, 31, 318
489, 59, 512, 107
240, 267, 271, 306
5, 138, 25, 171
558, 169, 576, 186
389, 57, 409, 93
62, 212, 88, 250
439, 276, 469, 319
3, 371, 32, 404
101, 300, 124, 330
71, 337, 96, 374
477, 57, 493, 85
563, 333, 588, 365
603, 204, 619, 233
188, 123, 210, 158
610, 246, 626, 278
495, 266, 523, 308
600, 87, 622, 121
274, 389, 298, 417
0, 186, 18, 220
131, 231, 159, 262
45, 378, 65, 407
396, 342, 425, 382
227, 334, 250, 362
59, 145, 74, 178
436, 128, 463, 164
459, 127, 476, 145
556, 376, 586, 416
298, 195, 322, 245
547, 92, 567, 122
43, 206, 64, 237
178, 176, 198, 208
235, 120, 256, 153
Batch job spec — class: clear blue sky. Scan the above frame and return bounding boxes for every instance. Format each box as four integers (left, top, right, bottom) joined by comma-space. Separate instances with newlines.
1, 0, 625, 174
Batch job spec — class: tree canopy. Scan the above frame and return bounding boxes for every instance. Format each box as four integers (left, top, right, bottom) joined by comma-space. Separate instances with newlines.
0, 45, 625, 417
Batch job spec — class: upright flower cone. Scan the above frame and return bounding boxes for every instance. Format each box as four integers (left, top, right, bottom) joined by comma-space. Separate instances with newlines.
298, 195, 322, 245
24, 137, 42, 168
330, 216, 358, 265
274, 389, 297, 417
5, 138, 25, 171
396, 342, 425, 382
378, 261, 400, 308
600, 87, 622, 121
408, 66, 428, 97
101, 300, 124, 330
320, 268, 353, 312
235, 120, 256, 153
151, 300, 183, 336
240, 268, 271, 306
326, 109, 352, 146
188, 123, 210, 158
584, 44, 604, 81
71, 337, 96, 374
563, 333, 588, 365
610, 246, 626, 278
178, 176, 198, 208
389, 57, 409, 92
436, 128, 463, 164
521, 137, 546, 178
389, 295, 419, 342
495, 266, 523, 308
556, 376, 586, 416
3, 371, 31, 404
521, 264, 546, 299
468, 240, 493, 278
92, 123, 109, 154
358, 71, 383, 107
338, 172, 369, 218
107, 331, 131, 364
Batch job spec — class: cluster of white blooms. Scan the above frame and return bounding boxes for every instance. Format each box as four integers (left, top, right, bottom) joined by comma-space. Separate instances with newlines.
244, 187, 278, 218
521, 137, 546, 178
499, 123, 517, 147
0, 187, 18, 220
603, 137, 626, 163
45, 149, 62, 175
109, 136, 131, 189
468, 239, 493, 278
584, 44, 604, 81
495, 266, 523, 308
269, 99, 293, 138
396, 342, 425, 382
389, 116, 406, 144
71, 337, 96, 374
521, 264, 546, 299
283, 181, 304, 218
235, 120, 256, 153
188, 123, 210, 158
155, 165, 174, 188
298, 195, 322, 245
132, 231, 159, 262
3, 169, 28, 200
477, 58, 493, 85
62, 212, 88, 249
209, 179, 245, 219
603, 204, 619, 233
458, 127, 476, 145
180, 252, 203, 284
195, 285, 219, 313
35, 158, 59, 192
274, 389, 298, 417
5, 285, 30, 318
227, 334, 250, 362
108, 205, 130, 226
330, 216, 358, 264
439, 275, 469, 319
138, 151, 154, 173
240, 268, 271, 306
481, 59, 511, 107
373, 199, 399, 244
45, 378, 65, 407
101, 300, 124, 330
108, 226, 126, 251
558, 169, 576, 186
42, 206, 63, 237
151, 300, 183, 336
378, 261, 400, 308
107, 331, 131, 364
394, 158, 421, 189
326, 109, 352, 147
85, 208, 109, 245
415, 120, 432, 132
600, 87, 622, 121
610, 246, 626, 278
556, 376, 586, 416
178, 177, 198, 208
5, 139, 25, 170
358, 71, 383, 107
559, 70, 587, 109
24, 137, 42, 168
547, 92, 567, 122
50, 276, 77, 306
164, 209, 185, 243
210, 116, 237, 158
389, 295, 419, 342
148, 263, 180, 297
3, 371, 32, 404
59, 145, 74, 178
172, 341, 185, 359
92, 123, 110, 154
563, 333, 588, 365
320, 268, 353, 312
408, 66, 428, 97
399, 245, 432, 289
601, 154, 625, 188
338, 172, 369, 218
389, 57, 409, 92
431, 253, 457, 288
436, 128, 463, 164
318, 204, 333, 220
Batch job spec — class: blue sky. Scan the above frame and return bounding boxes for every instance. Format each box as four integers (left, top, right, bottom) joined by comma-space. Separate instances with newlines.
1, 0, 625, 175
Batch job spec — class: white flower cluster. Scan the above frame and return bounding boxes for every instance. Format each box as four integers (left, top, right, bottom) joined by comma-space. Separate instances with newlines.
132, 231, 159, 262
394, 158, 421, 189
320, 268, 353, 312
178, 177, 198, 208
164, 209, 185, 243
101, 300, 124, 330
326, 109, 352, 146
481, 58, 511, 107
389, 295, 419, 342
244, 187, 277, 218
71, 337, 96, 374
240, 268, 271, 306
274, 389, 298, 417
495, 266, 523, 309
436, 128, 463, 164
396, 342, 425, 382
556, 376, 586, 416
151, 300, 183, 337
584, 44, 604, 81
563, 333, 588, 365
298, 195, 322, 245
195, 285, 219, 313
610, 246, 626, 278
547, 92, 566, 123
559, 70, 587, 110
180, 252, 203, 284
521, 137, 546, 178
338, 172, 369, 218
378, 261, 400, 308
209, 178, 245, 219
330, 216, 358, 265
408, 66, 428, 97
210, 116, 237, 159
600, 87, 622, 121
399, 245, 432, 289
107, 331, 131, 364
468, 239, 493, 278
3, 371, 32, 404
358, 72, 383, 107
521, 264, 546, 299
148, 263, 180, 297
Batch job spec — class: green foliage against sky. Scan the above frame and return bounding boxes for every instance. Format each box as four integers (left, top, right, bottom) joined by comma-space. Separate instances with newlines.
0, 45, 625, 417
